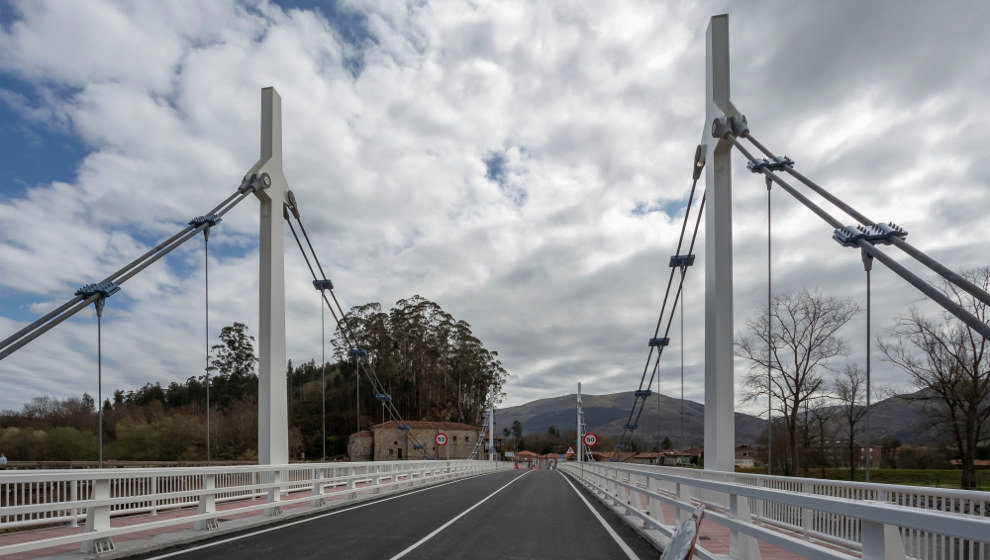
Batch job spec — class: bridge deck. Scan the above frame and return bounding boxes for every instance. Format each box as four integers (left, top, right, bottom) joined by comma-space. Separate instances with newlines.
4, 469, 669, 560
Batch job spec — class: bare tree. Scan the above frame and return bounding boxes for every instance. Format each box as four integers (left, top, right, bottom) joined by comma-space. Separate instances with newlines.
834, 365, 869, 480
880, 266, 990, 489
738, 289, 860, 475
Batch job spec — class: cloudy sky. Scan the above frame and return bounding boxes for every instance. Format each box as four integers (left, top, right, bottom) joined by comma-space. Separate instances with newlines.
1, 0, 988, 418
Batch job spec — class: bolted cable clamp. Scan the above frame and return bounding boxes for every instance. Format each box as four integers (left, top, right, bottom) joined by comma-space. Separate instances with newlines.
832, 225, 865, 247
649, 337, 670, 347
863, 222, 907, 245
624, 424, 638, 431
669, 254, 696, 268
833, 222, 907, 247
189, 214, 222, 228
375, 393, 391, 401
75, 282, 121, 300
634, 389, 653, 398
397, 423, 410, 431
349, 348, 368, 359
747, 156, 794, 174
313, 279, 335, 291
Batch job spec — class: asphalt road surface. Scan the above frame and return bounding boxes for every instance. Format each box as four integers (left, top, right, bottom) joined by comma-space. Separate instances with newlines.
135, 469, 660, 560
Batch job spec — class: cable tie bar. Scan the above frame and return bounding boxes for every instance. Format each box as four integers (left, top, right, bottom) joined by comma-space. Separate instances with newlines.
624, 424, 638, 430
375, 393, 391, 401
669, 254, 696, 268
634, 389, 653, 398
74, 282, 121, 299
649, 337, 670, 347
397, 424, 410, 431
313, 279, 335, 291
615, 444, 630, 451
349, 348, 368, 358
189, 214, 222, 228
413, 444, 425, 450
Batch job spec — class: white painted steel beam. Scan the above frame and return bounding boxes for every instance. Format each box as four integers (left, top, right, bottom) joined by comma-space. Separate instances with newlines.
244, 87, 290, 466
701, 14, 739, 473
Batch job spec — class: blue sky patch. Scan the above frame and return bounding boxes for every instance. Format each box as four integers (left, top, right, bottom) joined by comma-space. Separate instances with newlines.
0, 75, 87, 198
275, 0, 373, 77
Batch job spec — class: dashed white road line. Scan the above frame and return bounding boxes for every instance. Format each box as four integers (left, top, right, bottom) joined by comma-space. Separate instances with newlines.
143, 473, 495, 560
387, 470, 531, 560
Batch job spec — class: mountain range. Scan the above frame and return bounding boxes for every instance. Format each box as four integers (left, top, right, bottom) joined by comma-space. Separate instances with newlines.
497, 390, 942, 448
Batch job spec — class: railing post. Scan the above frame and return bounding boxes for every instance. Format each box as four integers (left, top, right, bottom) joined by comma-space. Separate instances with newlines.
69, 480, 79, 527
729, 493, 762, 560
150, 475, 158, 517
861, 519, 906, 560
347, 466, 356, 500
265, 469, 283, 517
801, 481, 813, 539
648, 477, 666, 527
312, 467, 326, 507
80, 478, 115, 553
677, 482, 691, 523
195, 474, 219, 530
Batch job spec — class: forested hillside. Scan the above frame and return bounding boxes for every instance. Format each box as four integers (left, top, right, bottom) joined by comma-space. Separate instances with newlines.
0, 296, 507, 462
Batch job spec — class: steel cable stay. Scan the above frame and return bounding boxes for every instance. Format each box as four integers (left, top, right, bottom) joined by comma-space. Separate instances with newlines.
612, 148, 707, 459
743, 133, 990, 309
282, 201, 437, 459
0, 189, 254, 361
766, 175, 774, 475
721, 132, 990, 340
624, 194, 705, 442
189, 214, 223, 465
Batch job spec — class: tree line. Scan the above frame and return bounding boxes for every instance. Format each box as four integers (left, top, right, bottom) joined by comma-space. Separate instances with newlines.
736, 266, 989, 488
0, 295, 507, 463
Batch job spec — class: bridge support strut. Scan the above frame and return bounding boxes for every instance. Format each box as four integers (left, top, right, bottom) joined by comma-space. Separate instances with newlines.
701, 14, 737, 473
245, 87, 291, 466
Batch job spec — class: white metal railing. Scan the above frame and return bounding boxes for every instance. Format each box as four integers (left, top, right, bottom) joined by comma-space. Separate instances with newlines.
0, 460, 508, 556
559, 462, 990, 560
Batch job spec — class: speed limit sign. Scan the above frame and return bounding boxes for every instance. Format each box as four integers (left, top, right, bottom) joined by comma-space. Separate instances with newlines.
583, 432, 598, 448
435, 433, 448, 447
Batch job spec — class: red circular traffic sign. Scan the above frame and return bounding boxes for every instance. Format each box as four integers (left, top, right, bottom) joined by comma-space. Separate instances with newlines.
435, 432, 448, 446
583, 432, 598, 448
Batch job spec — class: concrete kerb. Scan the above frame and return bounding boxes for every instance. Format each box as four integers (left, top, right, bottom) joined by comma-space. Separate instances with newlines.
32, 469, 500, 560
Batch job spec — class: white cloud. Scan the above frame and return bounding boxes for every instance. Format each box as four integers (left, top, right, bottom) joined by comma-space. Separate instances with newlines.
1, 0, 988, 426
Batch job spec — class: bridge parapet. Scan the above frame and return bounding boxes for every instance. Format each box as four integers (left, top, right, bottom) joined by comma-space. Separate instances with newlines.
560, 462, 990, 560
0, 460, 511, 557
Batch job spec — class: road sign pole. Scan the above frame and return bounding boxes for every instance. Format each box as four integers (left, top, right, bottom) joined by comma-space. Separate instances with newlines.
577, 382, 583, 464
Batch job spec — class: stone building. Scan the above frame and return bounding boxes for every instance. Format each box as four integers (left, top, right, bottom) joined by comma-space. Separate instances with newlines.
348, 421, 488, 461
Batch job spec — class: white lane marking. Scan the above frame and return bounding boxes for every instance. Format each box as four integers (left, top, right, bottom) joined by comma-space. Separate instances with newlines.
387, 470, 531, 560
559, 471, 640, 560
143, 473, 495, 559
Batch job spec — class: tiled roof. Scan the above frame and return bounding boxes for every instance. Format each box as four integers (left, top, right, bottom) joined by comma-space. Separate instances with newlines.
349, 430, 373, 438
372, 420, 481, 432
